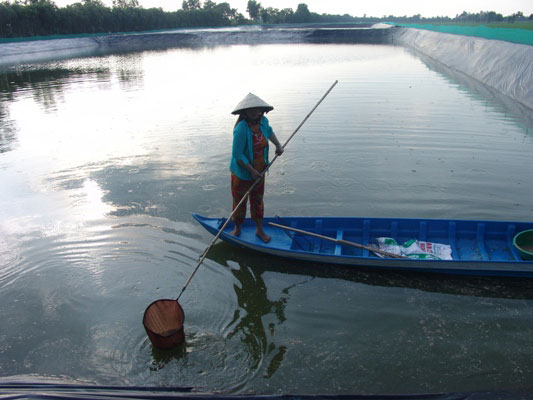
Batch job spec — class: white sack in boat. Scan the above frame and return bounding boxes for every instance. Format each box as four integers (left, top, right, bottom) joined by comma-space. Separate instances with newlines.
376, 237, 453, 260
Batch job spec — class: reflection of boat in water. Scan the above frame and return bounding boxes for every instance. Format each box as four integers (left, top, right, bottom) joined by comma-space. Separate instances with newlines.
194, 214, 533, 279
204, 232, 533, 302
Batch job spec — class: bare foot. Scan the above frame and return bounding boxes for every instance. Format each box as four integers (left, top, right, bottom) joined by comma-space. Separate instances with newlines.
256, 231, 271, 243
230, 228, 241, 237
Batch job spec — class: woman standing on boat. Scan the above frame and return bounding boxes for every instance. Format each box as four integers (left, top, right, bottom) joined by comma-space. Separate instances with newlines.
230, 93, 284, 243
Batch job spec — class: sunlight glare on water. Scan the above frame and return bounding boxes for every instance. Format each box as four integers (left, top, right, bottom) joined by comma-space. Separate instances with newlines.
0, 42, 533, 395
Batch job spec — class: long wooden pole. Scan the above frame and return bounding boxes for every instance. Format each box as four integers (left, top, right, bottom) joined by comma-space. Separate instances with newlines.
267, 221, 408, 259
176, 80, 339, 301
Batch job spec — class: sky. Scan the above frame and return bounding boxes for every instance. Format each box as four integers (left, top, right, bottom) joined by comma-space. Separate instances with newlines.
52, 0, 533, 18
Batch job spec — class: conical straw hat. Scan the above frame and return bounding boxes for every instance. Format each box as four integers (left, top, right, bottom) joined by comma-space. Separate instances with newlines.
231, 93, 274, 115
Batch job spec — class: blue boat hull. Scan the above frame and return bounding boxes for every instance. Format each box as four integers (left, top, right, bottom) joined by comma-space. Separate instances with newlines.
193, 214, 533, 278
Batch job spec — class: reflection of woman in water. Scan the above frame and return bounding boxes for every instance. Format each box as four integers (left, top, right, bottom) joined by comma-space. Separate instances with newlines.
227, 264, 287, 378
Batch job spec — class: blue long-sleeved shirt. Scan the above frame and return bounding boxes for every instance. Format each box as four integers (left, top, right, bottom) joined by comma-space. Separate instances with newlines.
230, 116, 273, 180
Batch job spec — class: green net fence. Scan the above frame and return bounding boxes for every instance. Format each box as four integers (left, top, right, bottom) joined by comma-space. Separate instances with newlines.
389, 23, 533, 46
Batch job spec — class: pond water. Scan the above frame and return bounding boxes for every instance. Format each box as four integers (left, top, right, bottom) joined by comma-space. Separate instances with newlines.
1, 41, 533, 395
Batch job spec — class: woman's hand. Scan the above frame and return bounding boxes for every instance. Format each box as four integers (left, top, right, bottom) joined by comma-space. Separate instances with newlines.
246, 165, 261, 180
275, 144, 284, 156
251, 168, 262, 180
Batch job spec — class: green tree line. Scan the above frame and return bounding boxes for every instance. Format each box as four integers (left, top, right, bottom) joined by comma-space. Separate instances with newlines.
0, 0, 251, 38
1, 0, 531, 39
244, 1, 533, 25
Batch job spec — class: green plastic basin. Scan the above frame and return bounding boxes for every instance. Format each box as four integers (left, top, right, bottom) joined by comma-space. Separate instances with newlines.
513, 230, 533, 260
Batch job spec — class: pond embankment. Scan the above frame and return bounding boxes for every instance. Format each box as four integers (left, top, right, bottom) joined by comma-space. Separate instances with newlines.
392, 27, 533, 111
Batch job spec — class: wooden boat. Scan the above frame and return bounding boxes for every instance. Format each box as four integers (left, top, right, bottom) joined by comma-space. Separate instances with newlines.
193, 214, 533, 278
